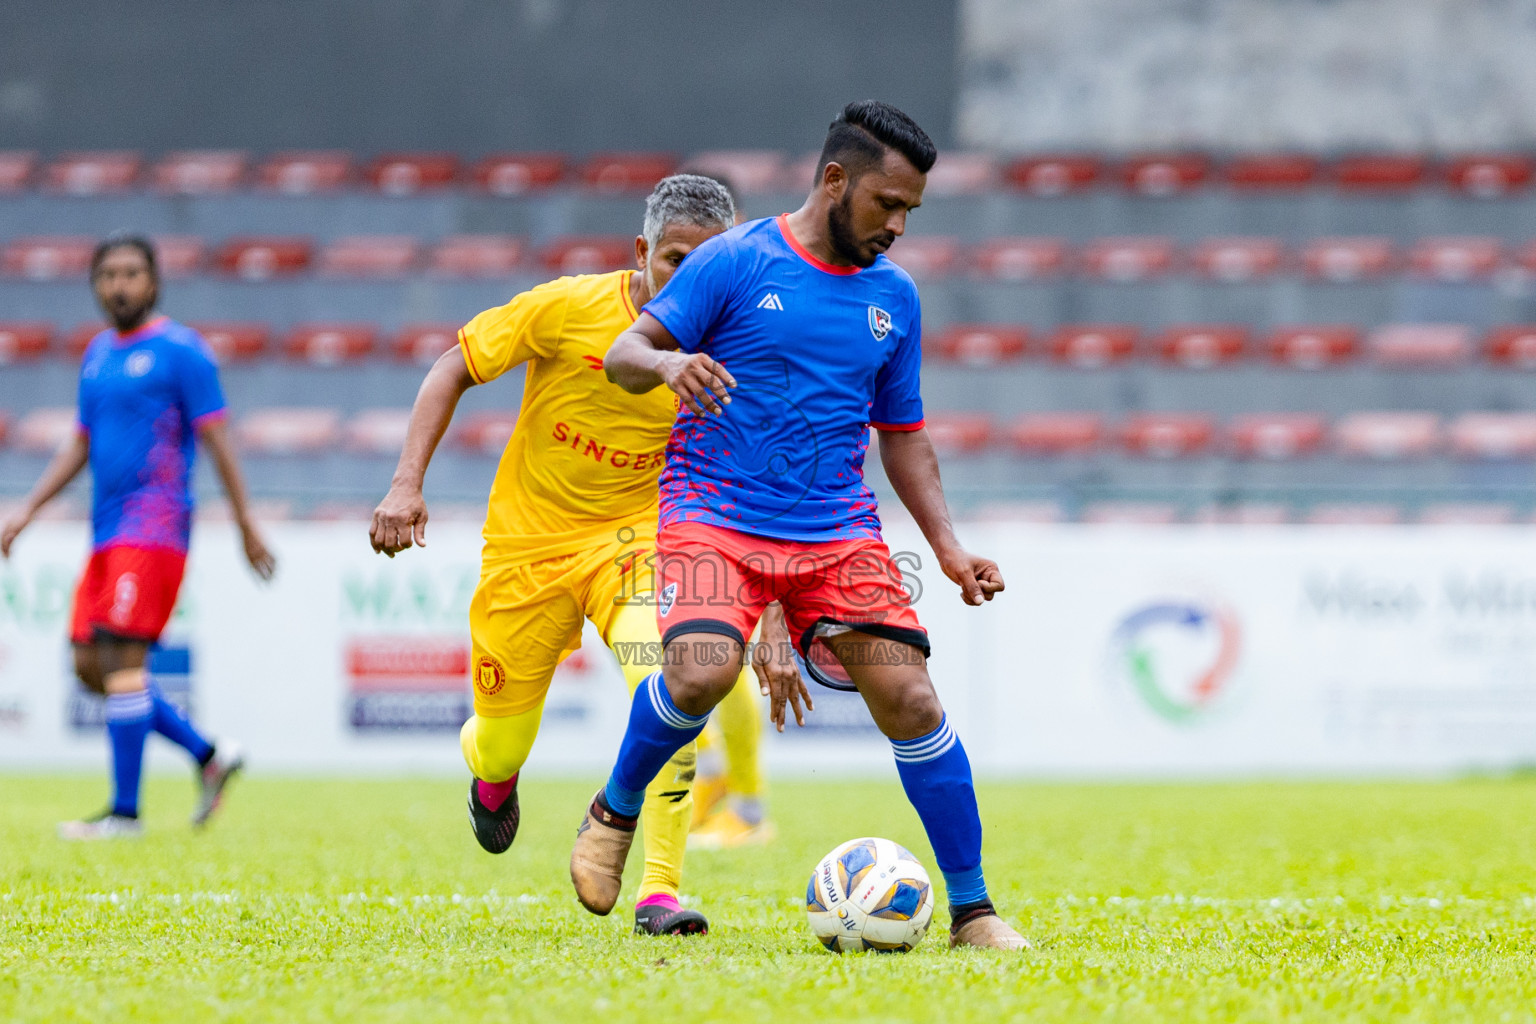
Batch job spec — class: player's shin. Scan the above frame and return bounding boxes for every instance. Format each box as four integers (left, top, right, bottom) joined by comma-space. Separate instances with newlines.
104, 672, 153, 818
889, 715, 989, 912
603, 672, 710, 817
147, 679, 214, 765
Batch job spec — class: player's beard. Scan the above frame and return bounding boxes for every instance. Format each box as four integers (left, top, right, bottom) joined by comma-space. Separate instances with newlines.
826, 192, 891, 269
104, 289, 156, 331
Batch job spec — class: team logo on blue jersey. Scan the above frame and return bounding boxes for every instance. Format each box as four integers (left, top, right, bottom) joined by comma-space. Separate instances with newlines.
868, 306, 893, 341
126, 351, 155, 377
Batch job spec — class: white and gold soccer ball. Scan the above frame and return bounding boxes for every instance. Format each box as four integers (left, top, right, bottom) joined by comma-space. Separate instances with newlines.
805, 837, 935, 953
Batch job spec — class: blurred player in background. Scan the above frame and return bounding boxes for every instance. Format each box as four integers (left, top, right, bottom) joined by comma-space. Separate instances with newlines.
0, 234, 272, 839
575, 101, 1028, 950
369, 175, 800, 937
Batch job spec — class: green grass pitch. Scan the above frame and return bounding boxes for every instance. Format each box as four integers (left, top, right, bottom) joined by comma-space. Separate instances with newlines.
3, 774, 1536, 1023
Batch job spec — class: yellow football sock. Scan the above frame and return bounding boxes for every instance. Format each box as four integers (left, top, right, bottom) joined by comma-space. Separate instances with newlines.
459, 706, 543, 783
716, 667, 765, 799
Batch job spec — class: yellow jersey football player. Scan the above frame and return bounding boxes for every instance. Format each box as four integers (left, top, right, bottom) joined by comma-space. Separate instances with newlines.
370, 175, 800, 937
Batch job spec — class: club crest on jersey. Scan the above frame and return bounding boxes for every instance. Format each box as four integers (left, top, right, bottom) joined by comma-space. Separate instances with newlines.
125, 351, 155, 377
868, 306, 893, 341
659, 582, 677, 617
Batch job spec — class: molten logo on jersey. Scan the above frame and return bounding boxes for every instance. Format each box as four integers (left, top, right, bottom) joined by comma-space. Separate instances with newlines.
1106, 599, 1242, 724
868, 306, 892, 341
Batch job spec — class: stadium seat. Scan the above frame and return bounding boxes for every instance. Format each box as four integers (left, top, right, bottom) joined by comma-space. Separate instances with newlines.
255, 151, 353, 194
1484, 325, 1536, 369
966, 500, 1064, 523
235, 408, 342, 455
1406, 237, 1503, 282
200, 497, 295, 522
1300, 237, 1396, 281
305, 501, 377, 522
190, 322, 270, 363
317, 236, 419, 277
1001, 155, 1101, 195
1007, 412, 1104, 457
345, 409, 412, 456
428, 235, 525, 277
0, 322, 50, 364
579, 152, 677, 191
1192, 503, 1292, 524
42, 151, 141, 194
364, 153, 460, 195
1078, 237, 1175, 281
1366, 324, 1472, 367
1155, 325, 1248, 368
1119, 154, 1209, 195
1222, 154, 1321, 190
1418, 502, 1518, 524
393, 324, 460, 364
1444, 154, 1534, 198
1081, 501, 1180, 524
150, 150, 246, 194
152, 235, 206, 278
539, 236, 634, 275
1334, 412, 1441, 459
922, 152, 998, 195
972, 237, 1068, 280
1332, 155, 1429, 190
456, 412, 519, 456
921, 413, 993, 454
1189, 237, 1285, 282
1446, 413, 1536, 459
0, 151, 36, 192
930, 324, 1029, 366
681, 150, 786, 194
282, 324, 377, 365
1, 237, 94, 280
885, 236, 959, 278
1049, 325, 1137, 367
61, 323, 107, 360
12, 407, 77, 454
1267, 325, 1361, 369
0, 412, 9, 448
471, 153, 567, 195
1305, 503, 1403, 525
1227, 414, 1328, 460
1120, 413, 1216, 458
215, 237, 313, 280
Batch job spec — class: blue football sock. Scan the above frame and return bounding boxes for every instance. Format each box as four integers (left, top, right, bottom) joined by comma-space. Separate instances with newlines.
106, 690, 154, 818
147, 681, 214, 765
891, 715, 989, 907
603, 672, 710, 817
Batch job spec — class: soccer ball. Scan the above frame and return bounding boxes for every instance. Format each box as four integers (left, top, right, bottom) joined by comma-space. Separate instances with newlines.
805, 837, 934, 953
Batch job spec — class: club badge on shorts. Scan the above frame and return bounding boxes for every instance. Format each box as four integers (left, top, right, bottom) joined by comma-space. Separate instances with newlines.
659, 582, 677, 617
868, 306, 893, 341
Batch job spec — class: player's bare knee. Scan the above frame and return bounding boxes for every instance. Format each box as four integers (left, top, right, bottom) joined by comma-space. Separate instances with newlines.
661, 658, 737, 717
875, 675, 944, 741
73, 647, 104, 694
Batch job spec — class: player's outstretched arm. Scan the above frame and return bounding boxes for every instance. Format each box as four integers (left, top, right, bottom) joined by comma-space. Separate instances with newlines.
877, 426, 1004, 607
605, 313, 735, 415
198, 418, 276, 581
370, 348, 477, 557
0, 430, 89, 559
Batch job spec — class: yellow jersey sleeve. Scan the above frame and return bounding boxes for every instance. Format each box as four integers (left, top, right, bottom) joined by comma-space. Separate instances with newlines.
459, 277, 573, 384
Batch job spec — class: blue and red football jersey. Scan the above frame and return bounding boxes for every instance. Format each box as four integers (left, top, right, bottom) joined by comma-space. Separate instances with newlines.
642, 215, 925, 542
77, 316, 227, 553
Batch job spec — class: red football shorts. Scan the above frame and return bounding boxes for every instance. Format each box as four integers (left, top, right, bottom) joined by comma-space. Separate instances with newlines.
69, 544, 187, 645
653, 521, 929, 661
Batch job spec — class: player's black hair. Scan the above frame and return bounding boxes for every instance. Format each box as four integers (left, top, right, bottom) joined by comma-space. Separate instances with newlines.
816, 100, 937, 183
90, 232, 158, 280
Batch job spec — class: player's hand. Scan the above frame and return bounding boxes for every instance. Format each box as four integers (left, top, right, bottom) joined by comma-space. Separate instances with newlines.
658, 351, 735, 416
937, 547, 1005, 606
240, 524, 277, 582
753, 603, 813, 731
370, 486, 429, 558
0, 509, 32, 559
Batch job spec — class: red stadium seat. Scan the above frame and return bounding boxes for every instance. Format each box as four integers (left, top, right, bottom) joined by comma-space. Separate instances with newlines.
885, 236, 959, 278
428, 235, 525, 278
1444, 155, 1534, 198
580, 152, 677, 191
1419, 502, 1517, 524
345, 409, 413, 456
215, 237, 313, 280
317, 236, 419, 277
1049, 325, 1137, 367
153, 236, 206, 278
1120, 414, 1216, 458
972, 237, 1068, 280
1300, 237, 1397, 281
12, 407, 78, 454
921, 413, 993, 454
1081, 502, 1180, 525
539, 236, 634, 275
1192, 503, 1292, 525
0, 323, 51, 365
201, 497, 295, 523
1267, 325, 1360, 369
456, 412, 520, 456
1155, 325, 1248, 368
922, 152, 998, 195
1189, 237, 1285, 282
1007, 413, 1104, 457
305, 501, 376, 523
1332, 155, 1428, 190
150, 151, 246, 194
1305, 503, 1403, 525
393, 324, 461, 365
365, 153, 460, 195
1078, 237, 1175, 281
1506, 241, 1536, 275
256, 151, 353, 194
1001, 155, 1101, 195
1334, 412, 1440, 459
42, 152, 141, 194
968, 501, 1064, 524
1367, 324, 1472, 367
0, 412, 8, 448
282, 324, 377, 365
930, 324, 1028, 366
189, 322, 270, 363
1227, 414, 1328, 460
1446, 413, 1536, 459
1485, 326, 1536, 369
1119, 154, 1210, 195
471, 153, 567, 195
236, 408, 342, 455
1, 237, 94, 280
62, 323, 108, 360
0, 152, 36, 192
1223, 154, 1321, 190
1407, 237, 1503, 282
682, 150, 786, 194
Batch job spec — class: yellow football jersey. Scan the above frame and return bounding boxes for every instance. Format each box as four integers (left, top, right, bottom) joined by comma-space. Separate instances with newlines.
459, 269, 679, 566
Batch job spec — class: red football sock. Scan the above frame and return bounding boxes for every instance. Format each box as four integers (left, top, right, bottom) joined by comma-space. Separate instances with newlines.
476, 774, 517, 812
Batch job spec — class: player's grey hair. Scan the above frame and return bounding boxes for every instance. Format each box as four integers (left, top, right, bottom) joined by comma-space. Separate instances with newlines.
642, 174, 736, 250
